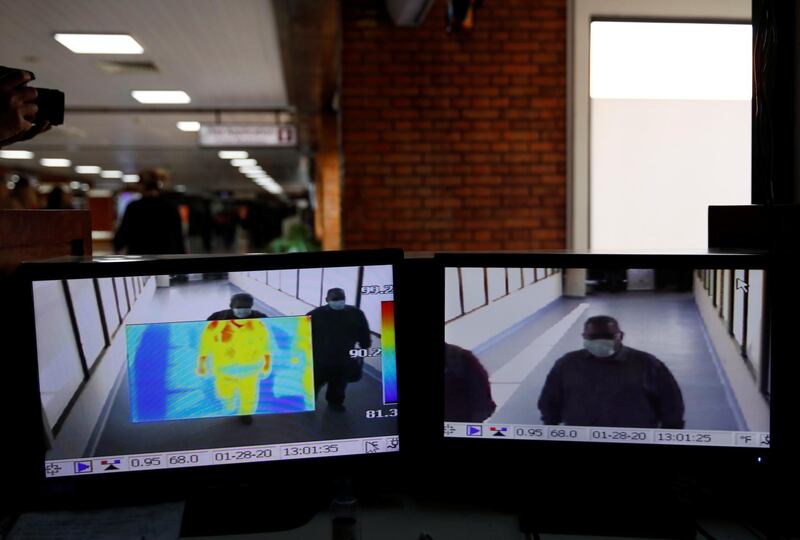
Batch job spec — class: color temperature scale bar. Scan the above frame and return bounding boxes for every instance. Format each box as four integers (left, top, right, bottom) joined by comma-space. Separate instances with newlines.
44, 435, 400, 478
381, 301, 398, 404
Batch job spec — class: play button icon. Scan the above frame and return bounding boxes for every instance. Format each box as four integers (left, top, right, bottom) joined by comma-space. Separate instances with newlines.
467, 425, 482, 436
74, 461, 92, 474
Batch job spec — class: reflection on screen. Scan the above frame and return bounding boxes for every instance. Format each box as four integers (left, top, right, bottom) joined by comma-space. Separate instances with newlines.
33, 265, 399, 478
443, 267, 770, 449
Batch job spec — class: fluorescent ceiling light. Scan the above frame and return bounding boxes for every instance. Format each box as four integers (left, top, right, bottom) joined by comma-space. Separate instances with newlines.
131, 90, 191, 104
54, 33, 144, 54
40, 158, 71, 167
265, 184, 283, 194
101, 170, 123, 178
122, 174, 140, 183
0, 150, 34, 159
247, 172, 269, 179
69, 181, 81, 190
75, 165, 101, 174
177, 121, 201, 132
231, 159, 257, 167
239, 166, 264, 174
218, 150, 248, 159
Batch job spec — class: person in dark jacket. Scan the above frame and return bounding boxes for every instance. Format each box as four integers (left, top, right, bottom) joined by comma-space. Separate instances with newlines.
113, 172, 185, 255
307, 288, 371, 412
444, 343, 496, 423
538, 315, 684, 429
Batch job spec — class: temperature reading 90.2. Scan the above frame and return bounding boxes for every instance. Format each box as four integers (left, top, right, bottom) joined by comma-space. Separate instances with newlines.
349, 348, 382, 358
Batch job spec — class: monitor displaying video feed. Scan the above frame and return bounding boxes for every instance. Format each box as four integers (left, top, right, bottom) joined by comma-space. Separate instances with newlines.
31, 259, 399, 479
442, 259, 770, 450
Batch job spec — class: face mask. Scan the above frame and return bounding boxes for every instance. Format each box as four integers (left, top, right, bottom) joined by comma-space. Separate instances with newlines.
232, 308, 251, 318
328, 300, 346, 311
584, 339, 617, 358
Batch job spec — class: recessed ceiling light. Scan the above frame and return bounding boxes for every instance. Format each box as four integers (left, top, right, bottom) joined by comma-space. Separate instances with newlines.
54, 33, 144, 54
131, 90, 191, 104
0, 150, 34, 159
247, 173, 269, 179
239, 166, 263, 174
266, 184, 283, 194
218, 150, 248, 159
231, 159, 257, 167
75, 165, 101, 174
177, 121, 201, 132
100, 170, 123, 178
69, 181, 81, 190
40, 158, 71, 167
122, 174, 140, 183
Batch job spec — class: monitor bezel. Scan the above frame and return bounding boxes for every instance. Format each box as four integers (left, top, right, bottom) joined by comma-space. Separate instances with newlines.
431, 251, 779, 472
17, 249, 406, 504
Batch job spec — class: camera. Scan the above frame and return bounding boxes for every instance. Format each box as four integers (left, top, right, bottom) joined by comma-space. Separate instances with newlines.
0, 66, 64, 126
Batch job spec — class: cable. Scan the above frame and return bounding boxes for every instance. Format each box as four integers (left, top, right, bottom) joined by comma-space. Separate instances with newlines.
695, 522, 718, 540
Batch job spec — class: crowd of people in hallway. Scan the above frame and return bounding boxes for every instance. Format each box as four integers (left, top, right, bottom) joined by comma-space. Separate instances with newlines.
0, 65, 318, 256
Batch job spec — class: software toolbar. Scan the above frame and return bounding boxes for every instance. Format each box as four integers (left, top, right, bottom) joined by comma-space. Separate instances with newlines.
44, 435, 400, 478
444, 423, 770, 448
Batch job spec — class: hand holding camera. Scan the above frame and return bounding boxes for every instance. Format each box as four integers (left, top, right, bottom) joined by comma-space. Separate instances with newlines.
0, 66, 64, 148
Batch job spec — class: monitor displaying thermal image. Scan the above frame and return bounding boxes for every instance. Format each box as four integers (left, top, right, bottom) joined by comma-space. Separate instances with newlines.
443, 265, 770, 450
32, 263, 399, 479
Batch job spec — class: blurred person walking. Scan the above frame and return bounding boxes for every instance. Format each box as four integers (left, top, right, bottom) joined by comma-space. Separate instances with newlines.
8, 176, 39, 209
113, 169, 185, 255
45, 185, 73, 209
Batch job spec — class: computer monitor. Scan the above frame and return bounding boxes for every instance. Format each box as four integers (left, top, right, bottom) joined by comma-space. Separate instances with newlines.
21, 251, 401, 490
438, 252, 771, 458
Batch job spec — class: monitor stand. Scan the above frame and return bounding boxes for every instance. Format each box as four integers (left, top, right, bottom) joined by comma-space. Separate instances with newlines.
517, 478, 695, 539
179, 482, 325, 537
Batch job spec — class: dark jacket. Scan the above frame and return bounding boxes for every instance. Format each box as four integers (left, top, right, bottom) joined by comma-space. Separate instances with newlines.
306, 304, 371, 366
207, 309, 268, 321
113, 196, 185, 255
538, 345, 684, 429
444, 343, 497, 423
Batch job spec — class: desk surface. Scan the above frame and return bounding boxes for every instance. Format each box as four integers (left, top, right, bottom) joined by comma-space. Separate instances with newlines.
185, 496, 764, 540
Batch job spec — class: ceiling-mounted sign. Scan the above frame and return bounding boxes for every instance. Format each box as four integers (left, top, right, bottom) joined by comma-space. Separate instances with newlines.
199, 124, 297, 147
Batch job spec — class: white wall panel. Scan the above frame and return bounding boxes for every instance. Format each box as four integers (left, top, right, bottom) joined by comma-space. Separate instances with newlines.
461, 268, 486, 313
445, 267, 462, 322
487, 268, 505, 302
298, 268, 323, 306
67, 279, 105, 370
97, 278, 120, 333
33, 281, 84, 429
279, 269, 298, 296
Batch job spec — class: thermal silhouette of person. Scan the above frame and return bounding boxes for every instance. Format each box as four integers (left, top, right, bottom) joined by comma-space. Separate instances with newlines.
198, 293, 271, 423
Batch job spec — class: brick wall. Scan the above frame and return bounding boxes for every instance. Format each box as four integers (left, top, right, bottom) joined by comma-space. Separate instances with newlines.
341, 0, 567, 251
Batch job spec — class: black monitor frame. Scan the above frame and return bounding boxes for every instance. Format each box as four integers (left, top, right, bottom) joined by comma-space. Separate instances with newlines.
429, 251, 786, 479
14, 249, 406, 512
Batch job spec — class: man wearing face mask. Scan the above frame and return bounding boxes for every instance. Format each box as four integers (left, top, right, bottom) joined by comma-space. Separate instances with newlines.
198, 293, 271, 425
307, 288, 372, 412
538, 315, 684, 429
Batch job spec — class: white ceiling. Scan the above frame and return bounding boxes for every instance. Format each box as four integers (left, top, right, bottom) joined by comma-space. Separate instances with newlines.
0, 0, 304, 195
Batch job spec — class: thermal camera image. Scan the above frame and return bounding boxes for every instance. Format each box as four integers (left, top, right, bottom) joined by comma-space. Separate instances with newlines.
127, 317, 314, 422
33, 265, 398, 462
